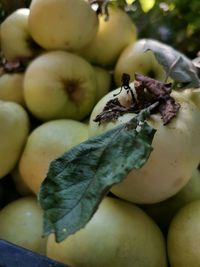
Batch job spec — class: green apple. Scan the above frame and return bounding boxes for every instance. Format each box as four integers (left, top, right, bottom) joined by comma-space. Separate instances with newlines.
88, 86, 200, 204
28, 0, 98, 51
0, 100, 29, 179
0, 72, 25, 105
114, 39, 166, 86
0, 8, 41, 61
23, 50, 97, 121
167, 199, 200, 267
89, 86, 134, 138
47, 196, 168, 267
19, 119, 89, 194
11, 166, 33, 196
0, 196, 47, 255
93, 66, 112, 101
78, 5, 137, 68
140, 168, 200, 233
180, 87, 200, 110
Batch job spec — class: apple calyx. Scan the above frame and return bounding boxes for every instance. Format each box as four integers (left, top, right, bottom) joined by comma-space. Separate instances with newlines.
65, 80, 83, 104
94, 73, 181, 125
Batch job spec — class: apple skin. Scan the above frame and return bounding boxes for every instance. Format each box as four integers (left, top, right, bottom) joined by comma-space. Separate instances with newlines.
0, 8, 41, 61
93, 66, 112, 101
0, 196, 47, 255
0, 100, 30, 179
89, 86, 200, 204
11, 166, 33, 196
167, 199, 200, 267
47, 196, 168, 267
19, 119, 89, 194
0, 73, 25, 106
114, 39, 166, 87
140, 168, 200, 234
78, 5, 137, 68
28, 0, 98, 51
23, 50, 97, 121
180, 88, 200, 110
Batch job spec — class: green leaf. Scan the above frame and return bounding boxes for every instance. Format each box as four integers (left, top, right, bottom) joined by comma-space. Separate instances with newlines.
38, 108, 156, 242
139, 0, 155, 12
144, 39, 200, 88
125, 0, 136, 5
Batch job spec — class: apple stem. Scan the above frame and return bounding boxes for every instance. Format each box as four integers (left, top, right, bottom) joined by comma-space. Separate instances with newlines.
89, 0, 110, 21
113, 73, 136, 103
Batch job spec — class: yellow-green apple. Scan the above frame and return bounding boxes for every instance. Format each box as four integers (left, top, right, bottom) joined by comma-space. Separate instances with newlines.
19, 119, 89, 194
11, 166, 33, 196
23, 50, 97, 121
47, 196, 168, 267
140, 168, 200, 233
28, 0, 98, 51
167, 200, 200, 267
0, 72, 25, 105
88, 85, 200, 204
0, 100, 29, 179
78, 5, 137, 68
0, 196, 47, 255
180, 87, 200, 110
93, 66, 112, 101
114, 39, 166, 86
0, 8, 41, 61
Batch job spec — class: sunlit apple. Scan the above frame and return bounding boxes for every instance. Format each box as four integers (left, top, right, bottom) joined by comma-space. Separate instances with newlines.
28, 0, 99, 51
23, 50, 97, 121
78, 5, 137, 68
0, 8, 41, 61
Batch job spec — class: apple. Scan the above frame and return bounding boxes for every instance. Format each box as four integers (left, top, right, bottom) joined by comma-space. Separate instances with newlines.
140, 168, 200, 233
114, 39, 166, 86
0, 8, 41, 62
47, 196, 168, 267
78, 5, 137, 68
28, 0, 99, 51
88, 86, 200, 204
11, 166, 33, 196
93, 66, 112, 101
180, 87, 200, 110
0, 100, 29, 179
19, 119, 89, 194
0, 196, 47, 255
0, 72, 25, 106
89, 90, 134, 138
167, 199, 200, 267
23, 50, 97, 121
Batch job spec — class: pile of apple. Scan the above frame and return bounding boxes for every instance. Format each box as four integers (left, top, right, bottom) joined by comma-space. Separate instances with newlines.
0, 0, 200, 266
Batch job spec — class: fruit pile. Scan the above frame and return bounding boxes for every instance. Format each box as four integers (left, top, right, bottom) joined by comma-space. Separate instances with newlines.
0, 1, 200, 267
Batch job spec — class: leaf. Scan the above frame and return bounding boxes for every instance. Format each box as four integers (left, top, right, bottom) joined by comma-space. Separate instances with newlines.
193, 57, 200, 70
144, 39, 200, 88
125, 0, 135, 5
139, 0, 155, 12
38, 108, 156, 242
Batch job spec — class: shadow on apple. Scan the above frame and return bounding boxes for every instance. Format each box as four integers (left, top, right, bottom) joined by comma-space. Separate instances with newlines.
140, 167, 200, 234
